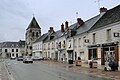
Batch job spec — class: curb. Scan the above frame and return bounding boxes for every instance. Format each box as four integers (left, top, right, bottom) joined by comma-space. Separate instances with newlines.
3, 61, 15, 80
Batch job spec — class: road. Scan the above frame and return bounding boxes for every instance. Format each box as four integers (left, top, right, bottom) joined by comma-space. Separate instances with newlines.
5, 60, 111, 80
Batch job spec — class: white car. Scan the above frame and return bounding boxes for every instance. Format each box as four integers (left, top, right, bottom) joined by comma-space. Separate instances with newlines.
10, 56, 16, 60
23, 56, 33, 63
32, 56, 42, 61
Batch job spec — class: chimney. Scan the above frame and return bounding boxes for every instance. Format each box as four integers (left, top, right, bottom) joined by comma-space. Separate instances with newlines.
65, 21, 68, 29
100, 7, 107, 13
50, 27, 53, 30
48, 27, 54, 33
77, 18, 84, 26
61, 23, 64, 32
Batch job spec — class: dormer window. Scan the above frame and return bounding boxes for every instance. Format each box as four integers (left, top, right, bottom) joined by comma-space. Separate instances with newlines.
22, 45, 24, 47
50, 36, 54, 40
12, 44, 14, 47
16, 44, 19, 47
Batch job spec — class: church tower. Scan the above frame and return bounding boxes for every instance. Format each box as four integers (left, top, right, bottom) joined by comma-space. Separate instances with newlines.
25, 17, 41, 56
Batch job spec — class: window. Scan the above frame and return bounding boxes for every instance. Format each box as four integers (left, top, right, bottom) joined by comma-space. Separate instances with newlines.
48, 43, 50, 50
16, 44, 19, 47
93, 33, 96, 43
16, 49, 18, 52
32, 32, 34, 37
68, 42, 71, 48
22, 45, 24, 47
56, 42, 58, 49
89, 49, 97, 60
63, 40, 65, 44
63, 40, 66, 48
12, 44, 14, 47
59, 42, 61, 48
74, 39, 77, 48
12, 49, 14, 52
107, 29, 111, 41
30, 46, 32, 50
44, 44, 46, 50
12, 53, 14, 56
5, 49, 7, 52
36, 32, 39, 37
83, 36, 86, 47
79, 38, 81, 47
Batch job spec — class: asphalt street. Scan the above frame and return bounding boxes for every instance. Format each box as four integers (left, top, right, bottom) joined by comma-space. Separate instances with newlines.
5, 60, 111, 80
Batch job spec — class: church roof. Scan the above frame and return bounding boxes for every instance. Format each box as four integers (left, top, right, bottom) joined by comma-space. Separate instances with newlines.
26, 17, 41, 30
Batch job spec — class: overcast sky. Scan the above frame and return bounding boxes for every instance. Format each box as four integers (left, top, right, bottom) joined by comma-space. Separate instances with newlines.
0, 0, 120, 42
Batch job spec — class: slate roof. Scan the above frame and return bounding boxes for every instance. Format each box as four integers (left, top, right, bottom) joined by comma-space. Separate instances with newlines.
43, 32, 57, 42
54, 30, 65, 39
76, 14, 102, 35
90, 5, 120, 31
37, 14, 102, 42
33, 33, 48, 43
18, 40, 25, 47
26, 17, 41, 30
0, 41, 25, 48
33, 5, 120, 43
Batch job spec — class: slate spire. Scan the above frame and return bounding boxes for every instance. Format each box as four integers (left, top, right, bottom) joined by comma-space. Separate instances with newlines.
26, 17, 41, 30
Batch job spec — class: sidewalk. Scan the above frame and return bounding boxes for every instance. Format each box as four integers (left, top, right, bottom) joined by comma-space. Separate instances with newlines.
0, 59, 9, 80
40, 60, 120, 80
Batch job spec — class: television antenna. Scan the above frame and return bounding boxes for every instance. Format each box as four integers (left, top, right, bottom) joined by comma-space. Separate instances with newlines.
95, 0, 102, 10
76, 12, 78, 18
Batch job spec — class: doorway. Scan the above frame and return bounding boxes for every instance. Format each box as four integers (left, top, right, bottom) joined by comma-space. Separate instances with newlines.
104, 51, 115, 63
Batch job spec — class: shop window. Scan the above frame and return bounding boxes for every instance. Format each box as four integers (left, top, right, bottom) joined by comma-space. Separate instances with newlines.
89, 49, 97, 60
104, 48, 109, 51
110, 47, 114, 51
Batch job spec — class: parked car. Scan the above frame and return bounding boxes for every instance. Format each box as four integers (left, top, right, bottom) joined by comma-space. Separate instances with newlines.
32, 56, 41, 61
23, 56, 33, 63
10, 56, 16, 60
17, 56, 23, 61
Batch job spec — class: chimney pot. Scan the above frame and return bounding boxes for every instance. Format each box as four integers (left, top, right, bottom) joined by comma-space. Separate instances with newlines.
61, 23, 64, 32
50, 27, 53, 30
100, 7, 107, 13
49, 27, 54, 33
65, 21, 68, 29
77, 18, 84, 26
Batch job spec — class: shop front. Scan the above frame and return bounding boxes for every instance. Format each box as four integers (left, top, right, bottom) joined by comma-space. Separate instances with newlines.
88, 42, 119, 66
101, 43, 119, 65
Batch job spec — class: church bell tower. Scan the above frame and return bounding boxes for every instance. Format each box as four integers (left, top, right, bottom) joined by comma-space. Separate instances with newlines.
25, 17, 41, 56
